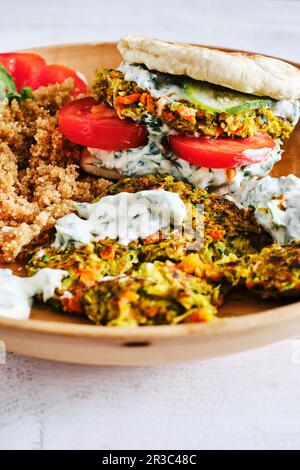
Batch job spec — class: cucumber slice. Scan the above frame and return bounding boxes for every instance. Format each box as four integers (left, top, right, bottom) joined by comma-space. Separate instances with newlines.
184, 79, 273, 114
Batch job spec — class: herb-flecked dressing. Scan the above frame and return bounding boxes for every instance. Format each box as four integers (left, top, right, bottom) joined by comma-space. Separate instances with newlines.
53, 189, 187, 249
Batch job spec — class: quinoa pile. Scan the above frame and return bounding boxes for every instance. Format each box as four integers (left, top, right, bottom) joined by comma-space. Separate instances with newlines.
0, 79, 109, 263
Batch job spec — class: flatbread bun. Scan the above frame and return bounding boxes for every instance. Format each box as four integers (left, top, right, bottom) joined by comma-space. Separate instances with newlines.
80, 151, 122, 180
83, 166, 122, 180
118, 35, 300, 100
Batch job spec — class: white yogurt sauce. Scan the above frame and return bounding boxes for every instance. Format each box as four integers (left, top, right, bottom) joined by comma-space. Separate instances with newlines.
85, 121, 173, 177
53, 189, 186, 249
235, 174, 300, 245
118, 63, 187, 102
171, 142, 281, 194
0, 268, 67, 320
84, 134, 281, 194
270, 100, 300, 125
242, 147, 273, 162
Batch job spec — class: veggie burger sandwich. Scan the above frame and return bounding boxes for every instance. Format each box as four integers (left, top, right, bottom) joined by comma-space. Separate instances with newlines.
59, 36, 300, 192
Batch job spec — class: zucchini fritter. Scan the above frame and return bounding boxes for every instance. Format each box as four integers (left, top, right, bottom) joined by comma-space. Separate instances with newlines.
204, 243, 300, 299
25, 175, 273, 323
93, 68, 294, 140
83, 261, 223, 326
245, 242, 300, 299
109, 175, 272, 262
26, 240, 139, 314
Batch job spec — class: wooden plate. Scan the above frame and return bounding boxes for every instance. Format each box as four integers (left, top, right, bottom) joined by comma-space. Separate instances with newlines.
0, 42, 300, 365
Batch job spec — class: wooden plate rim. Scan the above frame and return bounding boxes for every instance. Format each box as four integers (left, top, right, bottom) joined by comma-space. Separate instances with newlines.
0, 300, 300, 340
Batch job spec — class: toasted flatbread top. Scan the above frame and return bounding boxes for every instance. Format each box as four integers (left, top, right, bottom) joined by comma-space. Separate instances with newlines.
118, 35, 300, 100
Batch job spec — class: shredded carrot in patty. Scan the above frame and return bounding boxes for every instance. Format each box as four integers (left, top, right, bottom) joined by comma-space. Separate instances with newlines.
207, 230, 223, 240
139, 93, 148, 105
176, 105, 197, 124
115, 93, 142, 105
64, 295, 82, 314
146, 94, 155, 113
163, 111, 176, 122
77, 268, 99, 285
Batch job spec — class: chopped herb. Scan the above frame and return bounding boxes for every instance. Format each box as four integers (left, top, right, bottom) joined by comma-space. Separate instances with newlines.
0, 64, 33, 102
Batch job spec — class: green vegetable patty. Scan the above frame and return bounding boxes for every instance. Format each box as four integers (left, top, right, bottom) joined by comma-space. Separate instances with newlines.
25, 175, 275, 324
93, 68, 294, 140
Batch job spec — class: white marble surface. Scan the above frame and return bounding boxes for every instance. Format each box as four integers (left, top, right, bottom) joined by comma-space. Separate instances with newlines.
1, 0, 300, 451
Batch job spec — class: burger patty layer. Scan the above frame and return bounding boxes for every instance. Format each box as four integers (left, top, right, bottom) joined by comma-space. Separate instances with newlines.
93, 68, 294, 140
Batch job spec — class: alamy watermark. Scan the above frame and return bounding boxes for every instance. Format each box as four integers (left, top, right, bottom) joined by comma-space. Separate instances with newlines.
56, 196, 205, 249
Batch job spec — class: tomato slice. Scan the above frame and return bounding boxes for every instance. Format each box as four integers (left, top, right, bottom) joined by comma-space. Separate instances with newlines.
59, 97, 148, 150
0, 53, 46, 91
169, 134, 276, 169
36, 64, 88, 95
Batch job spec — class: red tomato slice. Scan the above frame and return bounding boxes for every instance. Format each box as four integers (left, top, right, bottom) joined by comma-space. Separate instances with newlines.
169, 134, 276, 169
36, 64, 88, 95
0, 53, 46, 91
58, 97, 148, 150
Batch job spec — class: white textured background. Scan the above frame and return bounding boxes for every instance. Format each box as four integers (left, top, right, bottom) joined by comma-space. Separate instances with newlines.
1, 0, 300, 451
